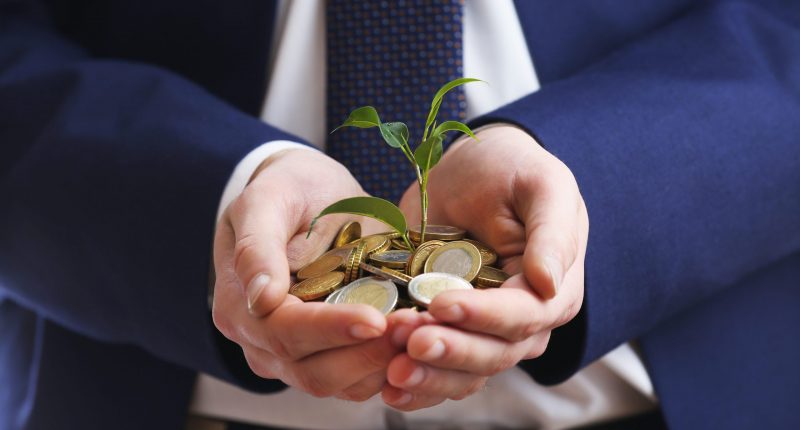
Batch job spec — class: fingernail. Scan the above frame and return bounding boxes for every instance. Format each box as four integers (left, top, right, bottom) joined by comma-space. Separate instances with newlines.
392, 391, 412, 406
436, 304, 465, 323
544, 256, 563, 293
420, 339, 445, 361
403, 366, 425, 388
391, 324, 413, 348
246, 273, 270, 314
349, 323, 382, 340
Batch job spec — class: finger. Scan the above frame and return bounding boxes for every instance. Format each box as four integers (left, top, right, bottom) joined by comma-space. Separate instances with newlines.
241, 301, 387, 360
428, 283, 550, 342
386, 309, 437, 349
282, 336, 399, 398
337, 370, 386, 402
226, 186, 296, 316
406, 324, 548, 375
386, 353, 487, 399
515, 161, 582, 299
382, 384, 447, 412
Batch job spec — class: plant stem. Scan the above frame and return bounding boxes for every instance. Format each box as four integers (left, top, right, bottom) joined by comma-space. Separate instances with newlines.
419, 172, 428, 244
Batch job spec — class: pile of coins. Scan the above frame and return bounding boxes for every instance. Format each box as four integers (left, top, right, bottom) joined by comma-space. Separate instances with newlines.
290, 222, 511, 314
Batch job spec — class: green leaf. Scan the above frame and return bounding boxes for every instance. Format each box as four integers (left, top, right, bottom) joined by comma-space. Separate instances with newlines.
308, 196, 407, 238
414, 135, 444, 173
423, 78, 484, 136
431, 121, 477, 140
379, 122, 409, 148
332, 106, 381, 132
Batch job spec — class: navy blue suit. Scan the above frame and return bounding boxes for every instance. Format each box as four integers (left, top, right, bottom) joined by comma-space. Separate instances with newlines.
1, 1, 799, 428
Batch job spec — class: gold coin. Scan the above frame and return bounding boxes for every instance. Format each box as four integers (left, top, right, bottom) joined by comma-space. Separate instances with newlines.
424, 240, 482, 282
475, 266, 510, 288
296, 254, 345, 280
290, 271, 345, 301
408, 224, 466, 242
463, 239, 498, 266
335, 277, 398, 315
407, 240, 446, 276
344, 241, 368, 283
334, 221, 361, 248
390, 238, 410, 250
360, 262, 412, 286
380, 231, 402, 240
369, 250, 412, 269
354, 234, 391, 255
408, 272, 473, 307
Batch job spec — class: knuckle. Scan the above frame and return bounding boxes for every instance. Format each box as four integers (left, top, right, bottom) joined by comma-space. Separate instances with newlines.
211, 307, 235, 341
242, 349, 272, 379
232, 233, 260, 278
265, 333, 294, 361
451, 378, 486, 400
486, 349, 519, 376
511, 318, 540, 342
296, 370, 334, 398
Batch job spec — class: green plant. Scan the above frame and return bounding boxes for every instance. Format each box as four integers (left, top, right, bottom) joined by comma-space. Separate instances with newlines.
308, 78, 482, 249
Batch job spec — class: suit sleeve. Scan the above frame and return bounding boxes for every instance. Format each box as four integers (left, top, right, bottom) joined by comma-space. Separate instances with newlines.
0, 5, 291, 391
472, 0, 800, 384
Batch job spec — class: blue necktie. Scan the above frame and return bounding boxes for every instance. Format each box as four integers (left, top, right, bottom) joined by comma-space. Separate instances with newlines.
326, 0, 466, 203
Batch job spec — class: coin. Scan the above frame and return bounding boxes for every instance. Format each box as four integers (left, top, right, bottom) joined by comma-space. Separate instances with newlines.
344, 241, 367, 283
296, 254, 345, 280
369, 250, 412, 269
324, 287, 345, 304
359, 262, 412, 286
424, 241, 482, 282
409, 225, 466, 242
334, 277, 398, 315
463, 239, 498, 266
334, 221, 361, 248
408, 272, 473, 307
475, 266, 510, 288
390, 238, 410, 250
356, 234, 391, 255
290, 271, 345, 301
406, 240, 446, 276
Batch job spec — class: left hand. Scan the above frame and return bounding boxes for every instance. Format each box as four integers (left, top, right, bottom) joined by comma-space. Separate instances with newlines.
382, 125, 588, 410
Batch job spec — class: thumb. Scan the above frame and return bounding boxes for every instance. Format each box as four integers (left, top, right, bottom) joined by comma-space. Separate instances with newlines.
518, 170, 582, 300
226, 186, 297, 317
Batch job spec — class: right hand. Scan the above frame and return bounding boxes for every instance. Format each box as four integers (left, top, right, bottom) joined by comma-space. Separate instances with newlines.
212, 148, 397, 400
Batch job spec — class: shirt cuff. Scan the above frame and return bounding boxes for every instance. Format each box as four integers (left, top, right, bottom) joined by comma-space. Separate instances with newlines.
215, 141, 318, 221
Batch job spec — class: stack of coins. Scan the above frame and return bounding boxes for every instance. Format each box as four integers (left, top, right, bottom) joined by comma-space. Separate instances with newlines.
289, 222, 511, 314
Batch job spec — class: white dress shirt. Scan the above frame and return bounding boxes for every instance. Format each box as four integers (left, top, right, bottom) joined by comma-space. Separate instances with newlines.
195, 1, 657, 428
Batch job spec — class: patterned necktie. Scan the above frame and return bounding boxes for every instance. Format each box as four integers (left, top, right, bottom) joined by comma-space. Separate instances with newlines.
326, 0, 466, 203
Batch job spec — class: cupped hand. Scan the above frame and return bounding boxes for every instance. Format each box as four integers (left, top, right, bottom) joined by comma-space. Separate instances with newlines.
383, 125, 588, 410
212, 148, 396, 400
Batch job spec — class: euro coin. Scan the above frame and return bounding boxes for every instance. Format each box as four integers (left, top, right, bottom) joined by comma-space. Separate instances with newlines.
407, 240, 446, 276
290, 271, 345, 301
296, 254, 345, 280
424, 241, 482, 282
334, 277, 398, 315
369, 250, 412, 269
334, 221, 361, 248
390, 238, 410, 250
344, 241, 367, 283
356, 234, 391, 255
324, 287, 345, 304
408, 272, 473, 307
475, 266, 510, 288
359, 262, 412, 286
463, 239, 498, 266
409, 224, 466, 242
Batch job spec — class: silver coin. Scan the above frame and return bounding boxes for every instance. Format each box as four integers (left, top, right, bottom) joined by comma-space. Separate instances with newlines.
359, 262, 411, 286
424, 241, 482, 282
333, 276, 398, 315
369, 250, 412, 269
324, 287, 345, 304
408, 272, 474, 307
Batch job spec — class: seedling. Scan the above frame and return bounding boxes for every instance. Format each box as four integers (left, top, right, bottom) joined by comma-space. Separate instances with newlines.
308, 78, 482, 249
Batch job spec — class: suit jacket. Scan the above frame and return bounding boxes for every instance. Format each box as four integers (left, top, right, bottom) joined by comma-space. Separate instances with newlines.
1, 0, 799, 428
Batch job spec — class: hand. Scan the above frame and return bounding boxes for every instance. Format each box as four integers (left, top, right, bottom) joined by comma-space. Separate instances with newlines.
212, 149, 396, 400
382, 125, 588, 410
